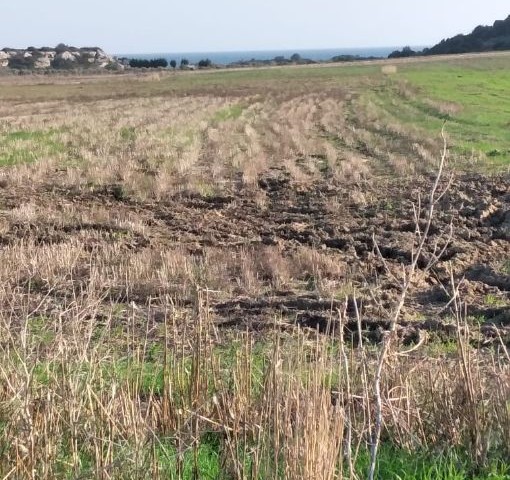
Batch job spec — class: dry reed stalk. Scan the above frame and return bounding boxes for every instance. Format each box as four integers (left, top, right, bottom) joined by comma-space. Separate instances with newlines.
368, 126, 450, 480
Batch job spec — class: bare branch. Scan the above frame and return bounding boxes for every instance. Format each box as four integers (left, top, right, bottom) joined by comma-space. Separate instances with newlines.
368, 126, 450, 480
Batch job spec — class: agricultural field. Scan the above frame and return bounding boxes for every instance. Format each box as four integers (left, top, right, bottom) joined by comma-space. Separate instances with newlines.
0, 54, 509, 479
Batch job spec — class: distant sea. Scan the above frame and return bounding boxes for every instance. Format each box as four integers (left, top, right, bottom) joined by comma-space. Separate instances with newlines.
115, 47, 427, 65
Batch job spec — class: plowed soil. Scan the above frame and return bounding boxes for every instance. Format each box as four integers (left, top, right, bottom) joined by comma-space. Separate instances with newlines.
1, 169, 508, 346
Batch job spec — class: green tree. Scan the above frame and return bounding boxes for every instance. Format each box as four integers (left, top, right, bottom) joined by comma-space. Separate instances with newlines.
198, 58, 212, 68
55, 43, 68, 54
388, 46, 416, 58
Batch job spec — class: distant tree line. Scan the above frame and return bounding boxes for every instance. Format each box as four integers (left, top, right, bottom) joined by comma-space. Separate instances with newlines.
389, 14, 510, 58
129, 58, 168, 68
127, 57, 215, 69
330, 54, 379, 62
274, 53, 315, 65
228, 53, 317, 68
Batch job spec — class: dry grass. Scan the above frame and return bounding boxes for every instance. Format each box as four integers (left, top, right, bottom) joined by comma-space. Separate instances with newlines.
0, 62, 509, 478
0, 294, 508, 479
0, 66, 444, 199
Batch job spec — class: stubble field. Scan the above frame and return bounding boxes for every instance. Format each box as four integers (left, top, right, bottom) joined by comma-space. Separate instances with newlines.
0, 54, 509, 479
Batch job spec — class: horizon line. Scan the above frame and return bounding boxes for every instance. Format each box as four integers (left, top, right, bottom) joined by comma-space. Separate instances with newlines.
114, 45, 430, 56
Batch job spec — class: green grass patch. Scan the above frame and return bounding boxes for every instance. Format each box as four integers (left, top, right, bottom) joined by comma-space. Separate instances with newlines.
354, 445, 510, 480
119, 125, 137, 142
0, 128, 65, 166
394, 59, 510, 167
27, 315, 56, 346
213, 104, 245, 122
22, 433, 510, 479
484, 293, 508, 307
423, 339, 459, 357
500, 258, 510, 275
155, 435, 222, 480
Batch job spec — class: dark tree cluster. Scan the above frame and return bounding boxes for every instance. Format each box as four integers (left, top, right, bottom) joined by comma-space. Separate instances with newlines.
227, 52, 315, 68
388, 14, 510, 58
198, 58, 212, 68
274, 54, 314, 65
129, 58, 168, 68
425, 15, 510, 55
7, 56, 34, 69
388, 46, 417, 59
331, 54, 378, 62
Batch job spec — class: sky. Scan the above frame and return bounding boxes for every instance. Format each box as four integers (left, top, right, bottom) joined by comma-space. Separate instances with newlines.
2, 1, 509, 54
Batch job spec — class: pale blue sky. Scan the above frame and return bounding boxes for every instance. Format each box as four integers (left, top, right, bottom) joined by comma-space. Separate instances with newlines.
3, 1, 509, 53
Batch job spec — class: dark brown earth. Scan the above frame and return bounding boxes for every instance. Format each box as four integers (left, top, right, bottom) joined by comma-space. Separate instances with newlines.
1, 170, 508, 346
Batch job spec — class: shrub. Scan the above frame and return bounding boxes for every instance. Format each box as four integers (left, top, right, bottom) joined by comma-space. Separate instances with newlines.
55, 43, 69, 54
198, 58, 212, 68
8, 55, 34, 70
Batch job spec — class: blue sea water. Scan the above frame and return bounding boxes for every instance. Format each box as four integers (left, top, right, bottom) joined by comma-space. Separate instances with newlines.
116, 47, 426, 65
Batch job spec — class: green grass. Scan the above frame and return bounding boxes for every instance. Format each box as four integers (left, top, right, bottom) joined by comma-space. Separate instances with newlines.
44, 426, 510, 480
423, 339, 459, 357
380, 58, 510, 167
213, 104, 245, 122
56, 440, 510, 479
30, 356, 166, 395
500, 258, 510, 275
484, 293, 508, 307
0, 128, 65, 165
155, 437, 222, 480
27, 315, 56, 346
354, 445, 510, 480
51, 435, 223, 479
119, 125, 137, 142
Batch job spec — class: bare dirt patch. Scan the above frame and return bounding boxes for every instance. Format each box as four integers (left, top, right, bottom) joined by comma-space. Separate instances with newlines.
1, 169, 508, 345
